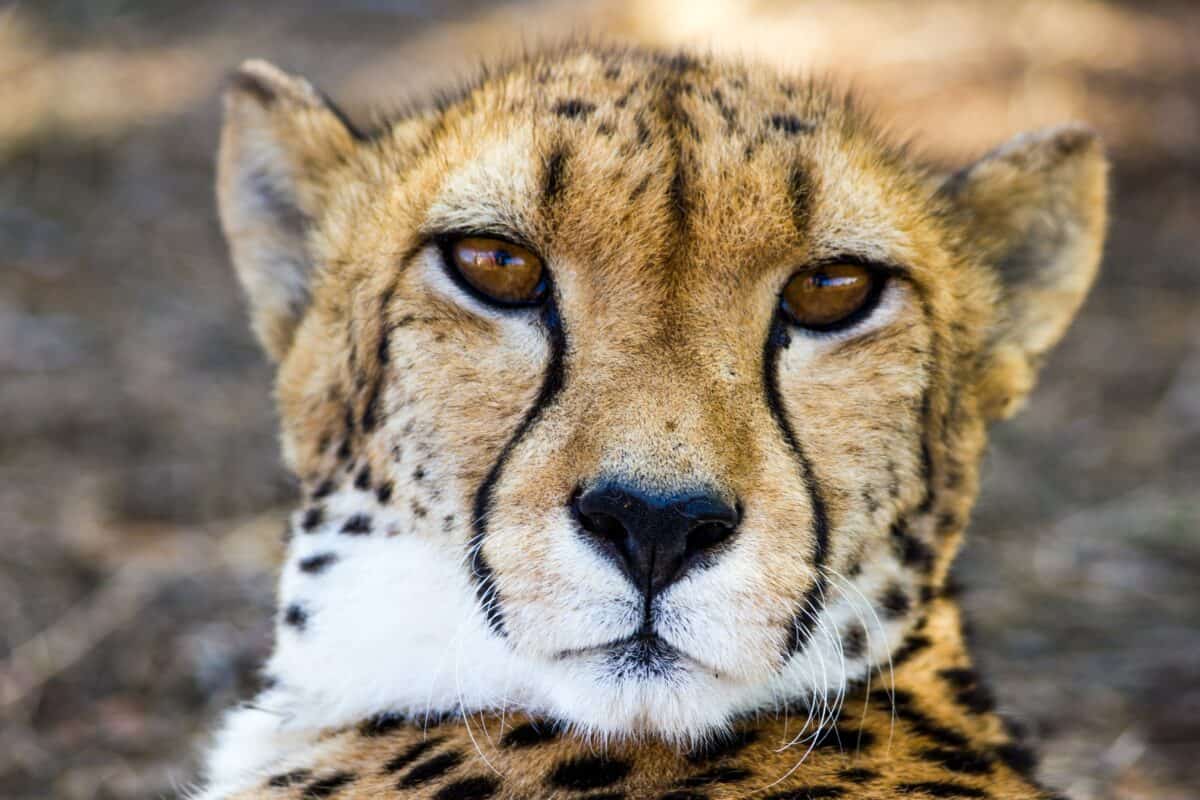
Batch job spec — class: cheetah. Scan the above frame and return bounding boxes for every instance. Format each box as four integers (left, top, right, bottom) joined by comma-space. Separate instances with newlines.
199, 45, 1107, 800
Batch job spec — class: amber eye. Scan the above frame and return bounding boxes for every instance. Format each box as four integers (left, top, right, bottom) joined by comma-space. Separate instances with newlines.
442, 236, 546, 306
780, 263, 882, 331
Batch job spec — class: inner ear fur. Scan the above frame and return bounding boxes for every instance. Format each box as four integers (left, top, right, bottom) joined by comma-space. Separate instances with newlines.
940, 125, 1109, 420
217, 59, 363, 361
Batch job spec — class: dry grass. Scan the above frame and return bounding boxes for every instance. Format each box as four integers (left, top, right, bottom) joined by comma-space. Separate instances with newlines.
0, 2, 1196, 798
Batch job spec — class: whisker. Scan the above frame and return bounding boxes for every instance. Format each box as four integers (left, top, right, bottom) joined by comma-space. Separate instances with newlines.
823, 566, 897, 756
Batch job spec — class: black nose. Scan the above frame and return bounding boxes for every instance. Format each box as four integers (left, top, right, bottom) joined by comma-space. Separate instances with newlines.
571, 483, 740, 599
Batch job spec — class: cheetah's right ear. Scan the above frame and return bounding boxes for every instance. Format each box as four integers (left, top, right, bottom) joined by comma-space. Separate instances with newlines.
939, 125, 1108, 421
217, 60, 363, 361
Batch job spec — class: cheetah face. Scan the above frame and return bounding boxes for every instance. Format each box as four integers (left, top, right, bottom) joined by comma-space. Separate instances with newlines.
217, 50, 1105, 740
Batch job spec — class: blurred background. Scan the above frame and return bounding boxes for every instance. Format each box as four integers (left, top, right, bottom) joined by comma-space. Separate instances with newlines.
1, 1, 1197, 798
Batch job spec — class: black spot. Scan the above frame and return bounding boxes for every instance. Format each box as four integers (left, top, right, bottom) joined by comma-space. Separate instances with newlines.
336, 439, 352, 461
893, 782, 988, 798
377, 329, 390, 364
283, 603, 308, 631
938, 665, 978, 692
938, 512, 962, 535
312, 479, 336, 499
629, 174, 652, 202
354, 465, 371, 490
787, 162, 812, 233
916, 437, 936, 514
361, 384, 382, 431
554, 98, 596, 119
301, 771, 356, 797
880, 583, 911, 618
433, 776, 500, 800
687, 728, 758, 763
768, 113, 814, 136
891, 521, 936, 573
542, 146, 569, 207
501, 721, 559, 748
811, 726, 876, 753
959, 687, 997, 715
919, 747, 995, 775
341, 514, 372, 535
994, 742, 1039, 777
841, 623, 866, 659
636, 116, 652, 146
837, 768, 878, 783
411, 500, 428, 519
383, 737, 444, 772
358, 711, 408, 737
668, 158, 688, 225
376, 482, 394, 504
762, 787, 845, 800
604, 64, 621, 80
658, 52, 700, 73
938, 668, 997, 714
709, 89, 738, 133
399, 750, 464, 788
891, 702, 972, 750
548, 756, 631, 790
301, 506, 325, 532
299, 552, 338, 574
889, 633, 933, 667
681, 766, 751, 787
267, 769, 311, 787
413, 466, 426, 481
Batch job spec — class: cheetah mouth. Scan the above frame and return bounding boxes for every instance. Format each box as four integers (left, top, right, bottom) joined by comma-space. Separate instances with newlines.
556, 629, 718, 677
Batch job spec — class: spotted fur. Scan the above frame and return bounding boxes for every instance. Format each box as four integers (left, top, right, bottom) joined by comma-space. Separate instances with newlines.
201, 45, 1106, 799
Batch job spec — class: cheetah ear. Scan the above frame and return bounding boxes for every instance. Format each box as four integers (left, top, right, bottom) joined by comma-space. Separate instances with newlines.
217, 60, 363, 361
940, 125, 1108, 421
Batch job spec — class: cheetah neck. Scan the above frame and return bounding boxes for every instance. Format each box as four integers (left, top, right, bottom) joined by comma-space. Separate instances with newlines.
200, 595, 1051, 799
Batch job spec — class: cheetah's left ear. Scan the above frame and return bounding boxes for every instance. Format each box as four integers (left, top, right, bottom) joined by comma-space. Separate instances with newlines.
217, 60, 364, 361
940, 125, 1109, 421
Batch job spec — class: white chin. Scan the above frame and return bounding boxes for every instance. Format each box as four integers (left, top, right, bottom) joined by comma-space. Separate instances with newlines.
535, 642, 750, 743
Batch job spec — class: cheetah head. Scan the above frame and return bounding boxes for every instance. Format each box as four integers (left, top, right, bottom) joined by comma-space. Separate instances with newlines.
216, 48, 1106, 744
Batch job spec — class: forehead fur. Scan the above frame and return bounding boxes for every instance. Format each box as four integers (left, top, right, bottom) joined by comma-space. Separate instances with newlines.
343, 46, 946, 276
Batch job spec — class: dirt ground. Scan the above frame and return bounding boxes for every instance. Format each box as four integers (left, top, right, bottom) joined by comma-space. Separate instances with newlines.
1, 2, 1197, 798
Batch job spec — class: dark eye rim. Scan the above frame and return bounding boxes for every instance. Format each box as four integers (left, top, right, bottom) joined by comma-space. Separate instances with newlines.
779, 256, 900, 333
431, 231, 550, 309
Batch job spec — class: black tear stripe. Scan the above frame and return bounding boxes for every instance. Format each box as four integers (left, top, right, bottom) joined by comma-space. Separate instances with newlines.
761, 315, 831, 659
468, 302, 568, 635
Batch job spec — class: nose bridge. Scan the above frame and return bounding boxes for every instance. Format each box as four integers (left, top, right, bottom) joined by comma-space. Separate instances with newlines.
579, 328, 738, 492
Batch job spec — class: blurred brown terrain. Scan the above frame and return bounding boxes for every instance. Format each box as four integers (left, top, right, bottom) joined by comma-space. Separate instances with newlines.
0, 1, 1197, 798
